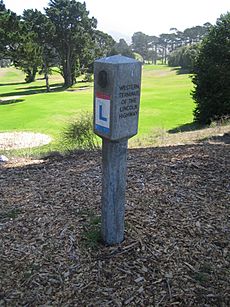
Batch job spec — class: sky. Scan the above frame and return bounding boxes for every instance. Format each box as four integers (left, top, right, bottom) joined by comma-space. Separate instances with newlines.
4, 0, 230, 42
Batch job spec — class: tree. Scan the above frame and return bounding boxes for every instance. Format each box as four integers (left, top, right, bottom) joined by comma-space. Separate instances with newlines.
81, 30, 115, 77
130, 23, 212, 65
159, 33, 172, 64
183, 25, 210, 45
192, 12, 230, 124
0, 2, 42, 83
0, 58, 10, 67
11, 13, 45, 83
45, 0, 97, 87
79, 30, 115, 80
0, 0, 4, 10
109, 38, 134, 58
132, 32, 149, 61
93, 30, 115, 58
168, 44, 200, 71
0, 1, 20, 58
148, 36, 159, 64
13, 30, 43, 83
22, 9, 58, 89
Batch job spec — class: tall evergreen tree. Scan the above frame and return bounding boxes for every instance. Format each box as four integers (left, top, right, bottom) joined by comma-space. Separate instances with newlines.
168, 44, 200, 71
22, 9, 58, 89
93, 30, 115, 58
132, 32, 149, 61
109, 38, 134, 58
12, 14, 44, 83
0, 1, 20, 58
0, 0, 6, 13
192, 12, 230, 124
45, 0, 97, 87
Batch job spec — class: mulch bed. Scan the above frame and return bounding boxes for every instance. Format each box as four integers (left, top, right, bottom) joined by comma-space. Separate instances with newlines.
0, 142, 229, 306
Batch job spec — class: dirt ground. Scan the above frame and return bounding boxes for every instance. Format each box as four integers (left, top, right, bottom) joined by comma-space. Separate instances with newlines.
0, 140, 229, 306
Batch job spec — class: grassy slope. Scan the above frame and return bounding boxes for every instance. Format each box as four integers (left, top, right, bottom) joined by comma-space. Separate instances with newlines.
0, 68, 93, 140
139, 65, 193, 135
0, 65, 194, 146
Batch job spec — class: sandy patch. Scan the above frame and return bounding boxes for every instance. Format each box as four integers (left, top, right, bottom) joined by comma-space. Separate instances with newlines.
0, 132, 52, 150
0, 95, 24, 101
0, 68, 7, 78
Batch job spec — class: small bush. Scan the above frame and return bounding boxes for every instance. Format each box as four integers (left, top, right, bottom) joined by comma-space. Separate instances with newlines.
209, 116, 230, 128
62, 112, 100, 150
82, 215, 102, 249
192, 12, 230, 124
83, 73, 93, 82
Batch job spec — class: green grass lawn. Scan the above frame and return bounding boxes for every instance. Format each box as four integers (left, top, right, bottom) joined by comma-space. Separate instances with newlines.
0, 68, 93, 138
0, 65, 194, 151
139, 66, 193, 134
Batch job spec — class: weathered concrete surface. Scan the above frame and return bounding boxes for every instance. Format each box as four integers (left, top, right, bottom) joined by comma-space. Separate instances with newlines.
101, 138, 128, 245
94, 55, 142, 141
94, 55, 142, 245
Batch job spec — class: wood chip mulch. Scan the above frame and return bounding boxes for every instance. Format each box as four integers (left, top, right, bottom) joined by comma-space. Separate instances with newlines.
0, 142, 229, 306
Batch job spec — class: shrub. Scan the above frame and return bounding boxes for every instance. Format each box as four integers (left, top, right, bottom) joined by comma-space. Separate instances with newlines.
83, 73, 93, 82
62, 112, 100, 150
192, 12, 230, 124
168, 44, 200, 71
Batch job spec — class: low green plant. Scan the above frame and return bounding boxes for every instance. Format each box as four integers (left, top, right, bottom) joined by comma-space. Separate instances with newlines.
62, 112, 100, 150
0, 208, 21, 221
83, 73, 93, 82
209, 116, 230, 128
82, 215, 102, 249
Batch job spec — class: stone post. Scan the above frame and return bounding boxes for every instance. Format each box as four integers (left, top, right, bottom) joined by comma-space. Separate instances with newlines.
93, 55, 142, 245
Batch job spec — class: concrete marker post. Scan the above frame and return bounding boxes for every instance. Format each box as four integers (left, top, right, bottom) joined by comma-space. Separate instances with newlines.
93, 55, 142, 245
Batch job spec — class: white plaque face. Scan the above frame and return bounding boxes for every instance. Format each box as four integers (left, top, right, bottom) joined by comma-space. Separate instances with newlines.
95, 92, 110, 134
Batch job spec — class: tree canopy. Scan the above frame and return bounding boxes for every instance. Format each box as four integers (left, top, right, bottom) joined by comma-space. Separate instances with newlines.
192, 12, 230, 124
45, 0, 97, 87
131, 24, 211, 64
0, 0, 115, 86
168, 44, 200, 71
0, 0, 222, 93
109, 38, 134, 58
0, 1, 20, 58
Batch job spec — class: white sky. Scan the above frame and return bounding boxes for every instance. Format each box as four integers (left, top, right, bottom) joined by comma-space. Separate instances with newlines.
4, 0, 230, 42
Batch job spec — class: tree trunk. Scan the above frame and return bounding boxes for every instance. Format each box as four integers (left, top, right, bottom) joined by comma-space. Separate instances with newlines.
32, 66, 37, 81
44, 63, 50, 92
161, 48, 164, 64
154, 44, 157, 64
164, 44, 167, 64
63, 63, 72, 87
63, 46, 73, 88
25, 66, 37, 83
45, 73, 50, 92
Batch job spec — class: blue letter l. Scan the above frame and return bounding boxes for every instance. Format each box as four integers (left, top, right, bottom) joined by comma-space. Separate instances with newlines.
99, 105, 107, 122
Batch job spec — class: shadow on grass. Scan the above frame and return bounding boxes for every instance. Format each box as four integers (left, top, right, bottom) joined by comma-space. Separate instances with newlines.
171, 67, 192, 75
17, 84, 48, 90
66, 85, 92, 92
168, 122, 202, 133
18, 83, 64, 91
0, 98, 24, 106
0, 82, 26, 87
0, 82, 65, 98
0, 79, 92, 99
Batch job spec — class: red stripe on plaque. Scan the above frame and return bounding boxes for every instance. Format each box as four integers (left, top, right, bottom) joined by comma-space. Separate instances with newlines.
96, 92, 110, 100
